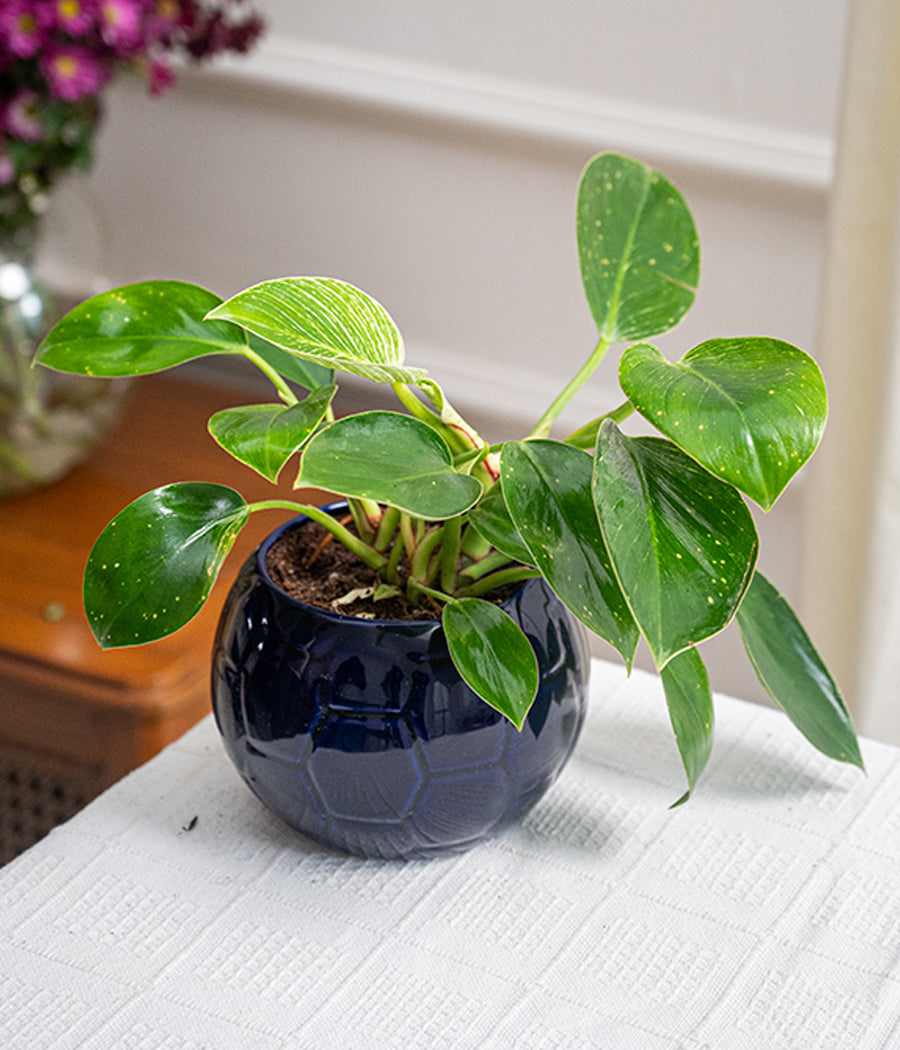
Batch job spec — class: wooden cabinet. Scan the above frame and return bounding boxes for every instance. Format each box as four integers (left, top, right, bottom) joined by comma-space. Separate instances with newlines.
0, 374, 325, 862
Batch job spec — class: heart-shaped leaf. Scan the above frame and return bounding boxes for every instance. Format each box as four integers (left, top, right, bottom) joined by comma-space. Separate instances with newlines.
736, 572, 863, 768
296, 411, 482, 519
592, 420, 758, 667
208, 277, 426, 384
660, 647, 714, 806
577, 153, 699, 343
467, 484, 534, 566
443, 598, 539, 730
500, 439, 639, 668
35, 281, 247, 376
208, 385, 337, 482
84, 483, 248, 648
619, 338, 828, 510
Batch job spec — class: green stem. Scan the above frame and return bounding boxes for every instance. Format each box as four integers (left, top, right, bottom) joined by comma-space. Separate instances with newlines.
241, 346, 299, 406
385, 529, 405, 585
461, 549, 518, 581
392, 382, 483, 456
407, 579, 454, 606
400, 513, 418, 563
347, 497, 380, 543
392, 382, 441, 426
246, 499, 387, 571
530, 336, 611, 438
374, 504, 401, 552
452, 444, 489, 472
409, 525, 443, 583
440, 515, 462, 593
458, 565, 542, 598
564, 399, 635, 450
460, 525, 492, 561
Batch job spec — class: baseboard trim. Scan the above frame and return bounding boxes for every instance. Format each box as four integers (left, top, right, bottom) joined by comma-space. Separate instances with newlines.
203, 36, 834, 192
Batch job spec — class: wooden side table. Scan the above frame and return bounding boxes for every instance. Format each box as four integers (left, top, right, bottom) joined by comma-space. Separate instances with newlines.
0, 373, 326, 863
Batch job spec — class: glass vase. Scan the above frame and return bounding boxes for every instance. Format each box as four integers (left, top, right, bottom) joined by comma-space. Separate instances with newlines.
0, 217, 126, 498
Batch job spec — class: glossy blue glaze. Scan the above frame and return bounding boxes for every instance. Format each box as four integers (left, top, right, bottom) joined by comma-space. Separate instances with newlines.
211, 509, 591, 859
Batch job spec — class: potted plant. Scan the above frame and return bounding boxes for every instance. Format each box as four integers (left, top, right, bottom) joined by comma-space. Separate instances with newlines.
34, 151, 863, 858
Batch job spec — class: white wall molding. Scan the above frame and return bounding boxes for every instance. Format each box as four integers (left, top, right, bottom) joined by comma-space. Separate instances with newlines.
201, 35, 835, 193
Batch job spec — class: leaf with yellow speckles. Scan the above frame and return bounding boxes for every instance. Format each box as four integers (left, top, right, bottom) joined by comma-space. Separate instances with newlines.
592, 420, 758, 668
619, 338, 828, 510
84, 483, 248, 648
661, 647, 714, 806
577, 153, 699, 342
500, 438, 639, 668
35, 281, 250, 376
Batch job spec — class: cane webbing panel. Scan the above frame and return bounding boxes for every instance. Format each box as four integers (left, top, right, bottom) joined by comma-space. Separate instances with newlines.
0, 744, 101, 865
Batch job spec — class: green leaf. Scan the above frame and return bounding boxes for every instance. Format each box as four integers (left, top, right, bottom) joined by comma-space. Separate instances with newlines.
736, 572, 863, 769
619, 338, 828, 510
467, 484, 535, 566
660, 647, 714, 806
443, 598, 539, 730
208, 277, 427, 384
35, 281, 247, 376
208, 385, 337, 482
577, 153, 699, 342
500, 439, 639, 668
84, 483, 248, 648
592, 420, 758, 667
246, 331, 333, 391
296, 411, 482, 520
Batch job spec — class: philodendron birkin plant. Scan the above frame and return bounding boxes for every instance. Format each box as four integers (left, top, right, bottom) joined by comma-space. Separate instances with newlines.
35, 152, 863, 802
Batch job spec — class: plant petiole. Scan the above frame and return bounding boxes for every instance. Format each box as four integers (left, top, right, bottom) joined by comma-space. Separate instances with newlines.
246, 499, 387, 571
530, 335, 611, 438
458, 565, 541, 598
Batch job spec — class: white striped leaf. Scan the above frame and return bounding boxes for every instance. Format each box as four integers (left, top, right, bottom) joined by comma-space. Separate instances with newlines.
208, 277, 426, 384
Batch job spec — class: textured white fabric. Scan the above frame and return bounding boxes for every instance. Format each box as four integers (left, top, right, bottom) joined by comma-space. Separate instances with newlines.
2, 659, 898, 1049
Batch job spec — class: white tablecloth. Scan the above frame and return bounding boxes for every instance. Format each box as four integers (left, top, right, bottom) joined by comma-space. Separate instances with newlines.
2, 659, 900, 1049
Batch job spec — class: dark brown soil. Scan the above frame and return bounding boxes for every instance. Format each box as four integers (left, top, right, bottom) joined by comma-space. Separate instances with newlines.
266, 518, 440, 621
265, 517, 519, 621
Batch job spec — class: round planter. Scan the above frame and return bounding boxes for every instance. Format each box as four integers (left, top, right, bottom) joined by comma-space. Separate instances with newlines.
211, 509, 591, 859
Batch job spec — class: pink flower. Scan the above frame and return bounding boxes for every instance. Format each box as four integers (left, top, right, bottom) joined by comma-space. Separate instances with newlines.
134, 54, 176, 95
52, 0, 97, 36
144, 0, 186, 42
40, 46, 109, 102
5, 90, 44, 143
0, 2, 53, 59
99, 0, 144, 51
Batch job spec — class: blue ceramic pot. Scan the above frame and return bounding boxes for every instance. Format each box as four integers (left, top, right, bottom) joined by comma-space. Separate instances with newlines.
211, 508, 591, 859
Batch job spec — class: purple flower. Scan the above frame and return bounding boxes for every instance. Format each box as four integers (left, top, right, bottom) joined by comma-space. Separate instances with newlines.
0, 1, 266, 240
5, 90, 44, 142
52, 0, 97, 36
40, 46, 109, 101
145, 56, 176, 95
144, 0, 185, 42
0, 2, 53, 59
98, 0, 144, 51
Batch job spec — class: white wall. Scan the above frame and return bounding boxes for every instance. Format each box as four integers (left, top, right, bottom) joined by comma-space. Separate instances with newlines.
40, 0, 852, 706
